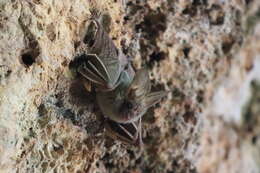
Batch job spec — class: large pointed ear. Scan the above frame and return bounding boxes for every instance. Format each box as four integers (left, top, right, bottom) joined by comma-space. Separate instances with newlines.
144, 91, 169, 109
126, 68, 151, 100
83, 20, 99, 47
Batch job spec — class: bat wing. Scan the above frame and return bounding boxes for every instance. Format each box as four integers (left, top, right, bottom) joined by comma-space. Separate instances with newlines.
77, 54, 111, 88
83, 20, 123, 89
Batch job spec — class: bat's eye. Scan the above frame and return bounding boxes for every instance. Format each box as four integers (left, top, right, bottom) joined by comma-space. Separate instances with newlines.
122, 101, 133, 109
126, 102, 133, 109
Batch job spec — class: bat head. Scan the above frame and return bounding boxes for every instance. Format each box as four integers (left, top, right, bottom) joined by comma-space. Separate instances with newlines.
119, 68, 168, 123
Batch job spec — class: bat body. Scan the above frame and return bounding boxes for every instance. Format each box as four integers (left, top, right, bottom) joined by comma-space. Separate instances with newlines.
72, 19, 167, 146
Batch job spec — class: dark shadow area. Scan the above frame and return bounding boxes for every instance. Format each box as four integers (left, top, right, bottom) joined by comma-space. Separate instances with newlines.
67, 78, 104, 135
20, 51, 36, 67
69, 78, 95, 107
18, 17, 40, 68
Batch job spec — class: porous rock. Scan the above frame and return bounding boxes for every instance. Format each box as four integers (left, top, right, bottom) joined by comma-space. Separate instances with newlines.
0, 0, 260, 173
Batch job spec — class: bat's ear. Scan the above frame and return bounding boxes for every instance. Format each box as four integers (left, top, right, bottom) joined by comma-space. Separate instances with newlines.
83, 20, 99, 46
144, 91, 168, 109
126, 68, 151, 100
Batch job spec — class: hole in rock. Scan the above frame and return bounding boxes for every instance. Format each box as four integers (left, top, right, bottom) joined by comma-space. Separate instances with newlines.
21, 52, 35, 67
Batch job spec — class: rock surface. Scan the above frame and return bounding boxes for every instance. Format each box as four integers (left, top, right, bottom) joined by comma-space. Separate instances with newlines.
0, 0, 260, 173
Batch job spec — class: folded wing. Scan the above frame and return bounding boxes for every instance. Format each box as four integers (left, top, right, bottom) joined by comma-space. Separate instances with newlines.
83, 20, 123, 90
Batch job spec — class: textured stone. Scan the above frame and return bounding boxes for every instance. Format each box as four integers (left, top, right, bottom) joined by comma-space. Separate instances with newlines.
0, 0, 260, 173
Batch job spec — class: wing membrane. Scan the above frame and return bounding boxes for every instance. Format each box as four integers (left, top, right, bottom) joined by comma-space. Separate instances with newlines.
77, 54, 110, 87
86, 20, 122, 88
105, 119, 140, 145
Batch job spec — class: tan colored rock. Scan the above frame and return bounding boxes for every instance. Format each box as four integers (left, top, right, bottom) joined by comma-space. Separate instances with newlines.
1, 0, 260, 172
197, 21, 260, 173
